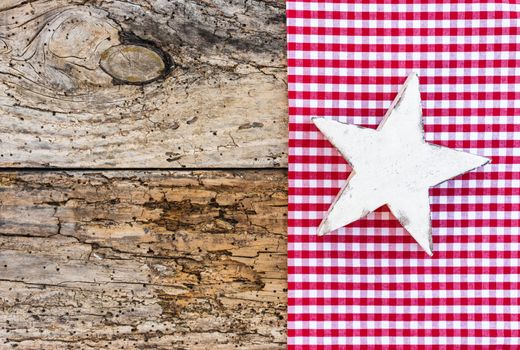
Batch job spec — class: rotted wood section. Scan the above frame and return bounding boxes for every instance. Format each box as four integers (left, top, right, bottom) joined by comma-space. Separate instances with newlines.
0, 170, 287, 349
0, 0, 287, 168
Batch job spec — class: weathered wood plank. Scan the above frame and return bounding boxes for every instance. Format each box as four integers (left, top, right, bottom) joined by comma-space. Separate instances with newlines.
0, 0, 287, 168
0, 170, 287, 349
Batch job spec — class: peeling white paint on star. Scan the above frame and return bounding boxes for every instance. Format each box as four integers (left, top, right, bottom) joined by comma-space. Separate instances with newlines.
312, 73, 490, 256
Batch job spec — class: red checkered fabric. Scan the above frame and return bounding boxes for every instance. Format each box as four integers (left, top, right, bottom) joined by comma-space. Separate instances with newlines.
287, 1, 520, 349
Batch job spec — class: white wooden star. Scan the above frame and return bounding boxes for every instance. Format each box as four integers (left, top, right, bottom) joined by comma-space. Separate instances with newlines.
313, 73, 489, 256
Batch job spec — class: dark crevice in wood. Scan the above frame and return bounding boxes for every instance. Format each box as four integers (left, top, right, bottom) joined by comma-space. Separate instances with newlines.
0, 167, 289, 172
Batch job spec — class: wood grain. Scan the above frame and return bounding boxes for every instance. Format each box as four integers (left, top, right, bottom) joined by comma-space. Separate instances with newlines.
0, 0, 287, 168
0, 170, 287, 349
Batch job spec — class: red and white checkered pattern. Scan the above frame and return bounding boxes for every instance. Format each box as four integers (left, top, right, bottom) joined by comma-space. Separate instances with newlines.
287, 1, 520, 348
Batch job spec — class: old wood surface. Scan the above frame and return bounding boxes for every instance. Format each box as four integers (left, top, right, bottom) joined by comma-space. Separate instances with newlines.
0, 0, 287, 168
0, 170, 287, 349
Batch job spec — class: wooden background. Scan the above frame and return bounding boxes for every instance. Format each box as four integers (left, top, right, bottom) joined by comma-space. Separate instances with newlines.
0, 1, 287, 349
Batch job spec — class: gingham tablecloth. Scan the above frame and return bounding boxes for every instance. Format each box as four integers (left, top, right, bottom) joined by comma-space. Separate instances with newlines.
287, 1, 520, 348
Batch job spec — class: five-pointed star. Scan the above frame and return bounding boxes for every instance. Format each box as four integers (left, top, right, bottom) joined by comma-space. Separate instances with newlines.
313, 73, 489, 256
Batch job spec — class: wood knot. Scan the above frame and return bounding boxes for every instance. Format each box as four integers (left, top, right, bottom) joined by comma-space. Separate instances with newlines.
99, 34, 172, 85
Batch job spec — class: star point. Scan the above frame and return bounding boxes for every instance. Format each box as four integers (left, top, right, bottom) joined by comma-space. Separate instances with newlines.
313, 73, 490, 255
